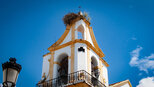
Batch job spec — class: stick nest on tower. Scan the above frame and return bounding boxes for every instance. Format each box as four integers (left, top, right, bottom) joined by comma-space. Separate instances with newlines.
63, 13, 79, 26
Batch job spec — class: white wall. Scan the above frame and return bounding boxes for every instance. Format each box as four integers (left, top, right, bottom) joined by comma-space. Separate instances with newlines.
60, 29, 72, 45
41, 19, 109, 87
90, 49, 100, 66
102, 63, 109, 86
53, 46, 71, 78
52, 64, 59, 79
86, 27, 94, 46
89, 49, 109, 86
75, 43, 87, 72
42, 54, 51, 80
74, 20, 94, 46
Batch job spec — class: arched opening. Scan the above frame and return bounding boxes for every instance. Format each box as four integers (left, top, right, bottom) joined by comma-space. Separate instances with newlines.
91, 56, 99, 77
77, 25, 84, 39
57, 53, 68, 85
91, 56, 100, 86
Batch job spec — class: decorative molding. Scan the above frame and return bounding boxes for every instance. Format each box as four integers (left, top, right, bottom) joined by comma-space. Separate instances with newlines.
87, 46, 91, 74
87, 46, 90, 50
86, 25, 91, 74
99, 58, 109, 67
48, 18, 90, 50
89, 27, 104, 57
43, 53, 51, 57
42, 72, 46, 78
48, 39, 109, 67
71, 44, 75, 73
48, 59, 50, 62
72, 24, 75, 40
49, 51, 55, 79
49, 25, 71, 48
103, 78, 106, 84
53, 62, 61, 66
48, 39, 105, 58
99, 60, 104, 84
71, 24, 75, 73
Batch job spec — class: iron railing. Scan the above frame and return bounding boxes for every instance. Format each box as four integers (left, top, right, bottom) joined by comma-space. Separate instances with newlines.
37, 70, 106, 87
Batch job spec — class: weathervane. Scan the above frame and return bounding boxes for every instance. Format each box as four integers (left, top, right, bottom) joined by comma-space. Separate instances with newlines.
78, 6, 81, 12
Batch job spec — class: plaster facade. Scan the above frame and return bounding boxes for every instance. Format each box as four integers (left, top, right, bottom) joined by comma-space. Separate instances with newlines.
39, 12, 133, 87
41, 18, 109, 86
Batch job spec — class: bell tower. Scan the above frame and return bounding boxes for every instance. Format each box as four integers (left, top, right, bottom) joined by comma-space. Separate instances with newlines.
37, 12, 109, 87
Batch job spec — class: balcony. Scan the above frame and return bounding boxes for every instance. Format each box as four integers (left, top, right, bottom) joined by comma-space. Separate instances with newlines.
37, 70, 106, 87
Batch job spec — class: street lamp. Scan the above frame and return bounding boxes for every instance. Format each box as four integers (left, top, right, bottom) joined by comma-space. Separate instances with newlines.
2, 58, 22, 87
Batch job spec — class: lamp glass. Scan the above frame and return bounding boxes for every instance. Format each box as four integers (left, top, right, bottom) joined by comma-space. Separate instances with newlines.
3, 69, 7, 82
7, 68, 18, 83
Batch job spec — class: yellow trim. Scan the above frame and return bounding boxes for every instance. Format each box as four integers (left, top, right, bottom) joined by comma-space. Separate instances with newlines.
71, 24, 75, 40
71, 44, 75, 73
87, 46, 91, 74
99, 58, 109, 67
48, 59, 50, 62
50, 16, 90, 49
103, 78, 106, 84
71, 24, 75, 73
43, 53, 51, 57
99, 60, 104, 83
86, 26, 91, 74
48, 39, 105, 58
110, 80, 132, 87
42, 72, 46, 78
53, 62, 61, 66
48, 17, 104, 58
49, 25, 71, 48
49, 51, 55, 79
48, 39, 109, 67
89, 27, 104, 57
87, 46, 90, 50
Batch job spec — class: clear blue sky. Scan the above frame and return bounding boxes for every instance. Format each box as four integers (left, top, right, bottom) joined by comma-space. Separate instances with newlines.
0, 0, 154, 87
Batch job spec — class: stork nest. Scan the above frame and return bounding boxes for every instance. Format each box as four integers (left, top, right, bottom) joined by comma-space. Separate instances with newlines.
63, 13, 79, 26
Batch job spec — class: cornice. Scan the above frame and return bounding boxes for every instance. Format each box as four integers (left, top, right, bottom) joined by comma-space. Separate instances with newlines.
48, 39, 105, 58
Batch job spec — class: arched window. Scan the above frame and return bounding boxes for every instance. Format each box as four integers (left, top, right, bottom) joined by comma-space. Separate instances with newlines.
58, 57, 68, 77
57, 54, 68, 85
77, 25, 84, 39
91, 56, 100, 86
91, 57, 99, 77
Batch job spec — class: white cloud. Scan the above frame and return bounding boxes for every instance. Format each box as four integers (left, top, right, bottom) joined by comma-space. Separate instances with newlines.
129, 46, 154, 73
137, 77, 154, 87
146, 54, 154, 59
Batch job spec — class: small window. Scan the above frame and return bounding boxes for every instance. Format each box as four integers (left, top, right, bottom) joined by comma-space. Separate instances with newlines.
77, 25, 84, 39
78, 31, 83, 39
78, 47, 85, 52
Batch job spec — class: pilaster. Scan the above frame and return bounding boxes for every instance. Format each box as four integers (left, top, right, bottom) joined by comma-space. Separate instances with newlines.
49, 51, 55, 79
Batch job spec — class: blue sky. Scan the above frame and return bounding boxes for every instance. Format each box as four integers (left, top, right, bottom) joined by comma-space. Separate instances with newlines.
0, 0, 154, 87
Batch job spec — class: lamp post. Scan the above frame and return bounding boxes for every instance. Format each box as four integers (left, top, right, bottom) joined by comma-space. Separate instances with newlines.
2, 58, 22, 87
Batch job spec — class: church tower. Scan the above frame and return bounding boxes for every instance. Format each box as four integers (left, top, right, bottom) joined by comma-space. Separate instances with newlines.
37, 12, 109, 87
